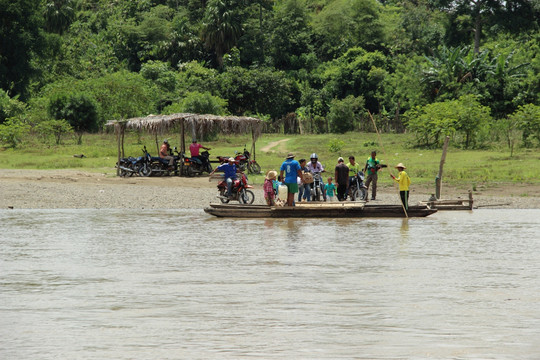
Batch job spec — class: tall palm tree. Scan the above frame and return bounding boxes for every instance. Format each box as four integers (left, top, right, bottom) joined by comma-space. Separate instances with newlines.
44, 0, 75, 35
201, 0, 243, 68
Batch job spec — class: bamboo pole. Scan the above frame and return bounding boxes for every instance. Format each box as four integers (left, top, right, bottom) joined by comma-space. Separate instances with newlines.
116, 124, 122, 176
436, 136, 450, 200
368, 110, 408, 218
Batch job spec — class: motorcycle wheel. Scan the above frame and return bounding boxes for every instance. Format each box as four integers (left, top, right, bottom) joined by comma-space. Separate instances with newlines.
358, 187, 367, 201
219, 190, 229, 204
187, 165, 196, 177
239, 190, 255, 204
138, 163, 152, 177
248, 161, 261, 174
151, 163, 163, 176
314, 186, 321, 202
350, 188, 359, 201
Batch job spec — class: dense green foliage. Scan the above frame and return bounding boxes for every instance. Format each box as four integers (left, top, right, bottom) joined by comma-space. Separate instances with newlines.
0, 0, 539, 150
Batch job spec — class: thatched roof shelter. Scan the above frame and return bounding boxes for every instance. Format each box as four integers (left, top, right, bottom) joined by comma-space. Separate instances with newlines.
106, 113, 263, 176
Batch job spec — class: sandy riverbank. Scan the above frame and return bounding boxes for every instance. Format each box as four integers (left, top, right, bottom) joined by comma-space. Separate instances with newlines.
1, 169, 539, 209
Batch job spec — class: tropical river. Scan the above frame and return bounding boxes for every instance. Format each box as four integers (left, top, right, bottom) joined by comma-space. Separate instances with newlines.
1, 209, 539, 359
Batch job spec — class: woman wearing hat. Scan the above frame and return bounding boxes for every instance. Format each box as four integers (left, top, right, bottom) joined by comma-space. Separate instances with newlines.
264, 170, 277, 206
391, 163, 411, 210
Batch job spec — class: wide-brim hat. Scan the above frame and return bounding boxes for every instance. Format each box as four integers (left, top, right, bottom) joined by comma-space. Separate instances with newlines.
266, 170, 277, 180
286, 152, 295, 159
395, 163, 406, 169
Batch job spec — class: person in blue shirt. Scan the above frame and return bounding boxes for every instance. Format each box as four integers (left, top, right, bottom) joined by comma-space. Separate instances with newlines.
279, 152, 302, 206
209, 157, 238, 198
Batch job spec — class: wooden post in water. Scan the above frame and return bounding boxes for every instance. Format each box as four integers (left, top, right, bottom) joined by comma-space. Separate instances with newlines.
436, 136, 450, 200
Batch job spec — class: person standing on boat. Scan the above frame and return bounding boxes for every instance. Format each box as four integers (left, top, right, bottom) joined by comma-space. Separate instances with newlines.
346, 156, 361, 188
280, 152, 302, 207
209, 157, 238, 199
264, 170, 277, 206
297, 158, 311, 202
334, 157, 349, 201
364, 150, 380, 201
391, 163, 411, 210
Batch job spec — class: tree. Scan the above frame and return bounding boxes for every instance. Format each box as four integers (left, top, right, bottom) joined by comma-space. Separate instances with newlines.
327, 95, 365, 133
34, 119, 73, 145
216, 66, 298, 119
0, 0, 44, 99
201, 0, 243, 68
0, 91, 27, 124
48, 93, 98, 144
405, 95, 491, 148
514, 104, 540, 148
268, 0, 314, 70
431, 1, 538, 53
164, 91, 228, 115
44, 0, 75, 35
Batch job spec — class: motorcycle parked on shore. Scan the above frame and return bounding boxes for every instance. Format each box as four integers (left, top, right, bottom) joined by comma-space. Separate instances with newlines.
216, 172, 255, 204
310, 171, 326, 202
138, 146, 179, 177
348, 171, 367, 201
218, 146, 261, 174
182, 150, 212, 177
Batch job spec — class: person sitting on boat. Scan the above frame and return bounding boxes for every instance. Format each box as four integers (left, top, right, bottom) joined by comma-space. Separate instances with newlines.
264, 170, 277, 206
209, 157, 238, 199
306, 153, 324, 173
391, 163, 411, 210
306, 153, 325, 198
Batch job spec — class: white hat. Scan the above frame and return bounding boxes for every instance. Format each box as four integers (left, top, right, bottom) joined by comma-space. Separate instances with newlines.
228, 157, 235, 162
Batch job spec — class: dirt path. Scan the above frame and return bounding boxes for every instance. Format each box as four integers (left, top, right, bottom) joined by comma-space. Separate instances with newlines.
261, 138, 290, 153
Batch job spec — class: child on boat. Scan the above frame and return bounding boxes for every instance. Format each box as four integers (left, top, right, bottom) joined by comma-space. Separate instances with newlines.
325, 177, 336, 202
264, 171, 277, 206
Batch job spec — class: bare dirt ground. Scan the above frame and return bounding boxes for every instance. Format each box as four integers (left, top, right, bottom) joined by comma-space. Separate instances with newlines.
1, 169, 539, 209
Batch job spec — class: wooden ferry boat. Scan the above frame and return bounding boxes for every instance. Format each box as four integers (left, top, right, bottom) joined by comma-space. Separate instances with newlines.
204, 202, 437, 218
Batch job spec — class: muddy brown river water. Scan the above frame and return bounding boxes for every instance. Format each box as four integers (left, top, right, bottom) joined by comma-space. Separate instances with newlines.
1, 209, 539, 359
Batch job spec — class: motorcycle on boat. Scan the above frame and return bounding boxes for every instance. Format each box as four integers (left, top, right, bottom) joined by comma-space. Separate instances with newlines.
348, 170, 368, 201
310, 171, 327, 202
216, 172, 255, 204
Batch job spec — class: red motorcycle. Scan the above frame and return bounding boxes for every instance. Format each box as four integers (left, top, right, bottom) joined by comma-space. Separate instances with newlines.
217, 173, 255, 204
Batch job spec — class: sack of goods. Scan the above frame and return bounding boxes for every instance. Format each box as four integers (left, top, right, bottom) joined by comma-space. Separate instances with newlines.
302, 172, 314, 184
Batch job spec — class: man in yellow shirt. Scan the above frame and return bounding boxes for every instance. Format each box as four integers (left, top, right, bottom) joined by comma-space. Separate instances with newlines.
390, 163, 411, 210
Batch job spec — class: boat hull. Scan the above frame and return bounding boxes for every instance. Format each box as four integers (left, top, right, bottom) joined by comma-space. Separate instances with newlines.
204, 203, 436, 218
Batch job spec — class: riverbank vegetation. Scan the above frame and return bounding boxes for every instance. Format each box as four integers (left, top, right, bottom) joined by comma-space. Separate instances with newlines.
1, 1, 539, 159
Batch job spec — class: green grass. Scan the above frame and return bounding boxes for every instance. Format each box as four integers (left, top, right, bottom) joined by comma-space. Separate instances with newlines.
1, 131, 539, 188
